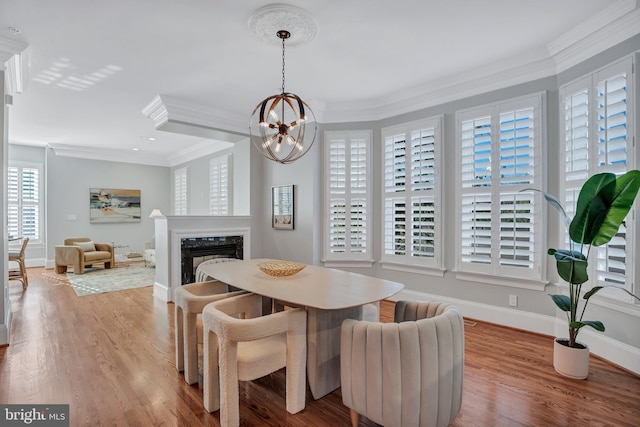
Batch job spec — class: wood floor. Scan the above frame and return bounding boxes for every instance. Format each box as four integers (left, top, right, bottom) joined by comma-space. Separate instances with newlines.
2, 267, 639, 426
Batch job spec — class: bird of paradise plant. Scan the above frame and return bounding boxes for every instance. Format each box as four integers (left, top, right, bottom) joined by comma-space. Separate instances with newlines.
530, 170, 640, 348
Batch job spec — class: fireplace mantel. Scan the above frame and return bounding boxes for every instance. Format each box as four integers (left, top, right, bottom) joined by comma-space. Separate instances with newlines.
152, 215, 252, 302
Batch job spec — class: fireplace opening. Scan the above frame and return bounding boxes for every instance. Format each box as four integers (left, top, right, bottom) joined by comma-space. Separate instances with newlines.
181, 235, 243, 284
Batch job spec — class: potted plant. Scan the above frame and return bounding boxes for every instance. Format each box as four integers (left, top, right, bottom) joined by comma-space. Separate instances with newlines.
532, 170, 640, 379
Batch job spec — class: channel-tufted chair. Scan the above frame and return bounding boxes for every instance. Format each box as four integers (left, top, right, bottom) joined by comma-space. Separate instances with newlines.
341, 301, 464, 427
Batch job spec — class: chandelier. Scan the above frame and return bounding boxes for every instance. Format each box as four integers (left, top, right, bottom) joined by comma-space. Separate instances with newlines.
249, 30, 316, 164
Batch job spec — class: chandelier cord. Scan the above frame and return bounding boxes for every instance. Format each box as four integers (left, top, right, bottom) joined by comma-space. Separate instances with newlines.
281, 35, 286, 95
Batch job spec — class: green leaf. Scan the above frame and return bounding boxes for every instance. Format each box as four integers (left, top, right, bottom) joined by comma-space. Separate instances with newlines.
549, 249, 588, 284
570, 171, 640, 246
583, 286, 603, 300
593, 170, 640, 246
570, 173, 616, 244
572, 320, 605, 332
550, 294, 571, 312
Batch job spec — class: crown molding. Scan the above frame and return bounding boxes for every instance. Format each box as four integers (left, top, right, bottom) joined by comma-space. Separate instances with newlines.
549, 1, 640, 73
142, 94, 248, 142
48, 143, 171, 167
0, 36, 28, 95
0, 36, 27, 65
166, 139, 236, 167
318, 52, 557, 123
316, 2, 640, 124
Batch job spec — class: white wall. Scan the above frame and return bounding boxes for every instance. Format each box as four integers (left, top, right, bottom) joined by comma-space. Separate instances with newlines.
45, 149, 171, 266
172, 140, 250, 216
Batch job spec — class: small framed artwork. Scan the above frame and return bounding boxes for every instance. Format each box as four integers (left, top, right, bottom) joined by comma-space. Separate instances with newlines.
272, 185, 294, 230
90, 188, 142, 223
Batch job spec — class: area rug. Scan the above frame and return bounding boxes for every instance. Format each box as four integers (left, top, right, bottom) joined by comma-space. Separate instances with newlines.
65, 263, 154, 296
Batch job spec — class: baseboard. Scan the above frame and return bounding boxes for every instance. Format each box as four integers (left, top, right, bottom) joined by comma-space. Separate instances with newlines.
25, 258, 46, 268
392, 289, 640, 375
0, 308, 11, 345
153, 282, 170, 302
556, 320, 640, 375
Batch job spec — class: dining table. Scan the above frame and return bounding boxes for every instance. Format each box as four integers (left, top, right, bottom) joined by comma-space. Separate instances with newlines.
198, 258, 404, 399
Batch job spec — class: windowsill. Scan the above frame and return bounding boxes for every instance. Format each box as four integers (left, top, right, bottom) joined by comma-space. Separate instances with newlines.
322, 259, 374, 268
551, 282, 640, 317
380, 261, 446, 277
454, 270, 548, 291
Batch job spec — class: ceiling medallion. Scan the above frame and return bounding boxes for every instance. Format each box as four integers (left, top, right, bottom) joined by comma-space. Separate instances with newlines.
248, 4, 318, 46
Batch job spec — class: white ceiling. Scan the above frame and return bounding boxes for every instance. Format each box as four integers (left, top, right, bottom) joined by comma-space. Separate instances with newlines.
1, 0, 638, 166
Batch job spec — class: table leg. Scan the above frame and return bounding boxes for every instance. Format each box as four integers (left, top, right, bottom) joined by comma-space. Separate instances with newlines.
306, 305, 362, 400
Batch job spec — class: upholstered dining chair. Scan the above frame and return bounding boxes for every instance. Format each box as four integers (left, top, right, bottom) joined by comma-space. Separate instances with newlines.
341, 300, 465, 427
174, 279, 246, 385
202, 292, 307, 427
8, 237, 29, 290
194, 257, 237, 283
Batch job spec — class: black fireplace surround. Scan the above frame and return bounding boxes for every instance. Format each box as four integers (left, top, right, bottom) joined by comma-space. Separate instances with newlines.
180, 235, 243, 284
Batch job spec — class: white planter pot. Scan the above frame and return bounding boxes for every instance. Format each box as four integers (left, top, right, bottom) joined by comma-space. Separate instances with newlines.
553, 338, 589, 379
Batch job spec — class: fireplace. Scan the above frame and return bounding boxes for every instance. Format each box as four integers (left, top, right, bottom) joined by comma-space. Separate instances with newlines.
180, 235, 243, 284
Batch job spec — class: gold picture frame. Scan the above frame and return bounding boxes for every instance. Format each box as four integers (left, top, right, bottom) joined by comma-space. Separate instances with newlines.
272, 185, 294, 230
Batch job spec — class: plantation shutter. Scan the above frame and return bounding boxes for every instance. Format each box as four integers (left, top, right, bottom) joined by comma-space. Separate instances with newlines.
7, 165, 41, 241
7, 167, 20, 238
384, 133, 407, 257
382, 117, 442, 271
324, 131, 372, 264
174, 167, 188, 215
350, 138, 368, 253
410, 128, 436, 258
209, 154, 231, 215
594, 69, 630, 288
498, 108, 536, 269
328, 139, 347, 253
560, 57, 635, 300
457, 95, 543, 281
460, 116, 492, 265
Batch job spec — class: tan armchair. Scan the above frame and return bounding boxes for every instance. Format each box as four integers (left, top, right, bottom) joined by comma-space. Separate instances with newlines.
55, 237, 114, 274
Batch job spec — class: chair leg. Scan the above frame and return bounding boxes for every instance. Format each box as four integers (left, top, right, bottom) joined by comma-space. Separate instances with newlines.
218, 341, 240, 427
175, 306, 184, 372
20, 260, 28, 288
203, 330, 221, 413
183, 313, 198, 385
350, 409, 360, 427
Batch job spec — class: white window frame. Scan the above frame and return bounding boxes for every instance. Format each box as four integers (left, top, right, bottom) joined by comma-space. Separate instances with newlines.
381, 116, 444, 276
174, 167, 188, 215
209, 154, 233, 215
323, 130, 373, 267
454, 93, 546, 290
559, 55, 637, 307
8, 161, 43, 246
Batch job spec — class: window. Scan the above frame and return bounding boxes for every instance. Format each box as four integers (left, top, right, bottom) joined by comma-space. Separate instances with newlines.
8, 163, 42, 244
560, 56, 636, 303
455, 94, 544, 286
381, 117, 443, 275
209, 154, 232, 215
323, 130, 372, 266
174, 167, 188, 215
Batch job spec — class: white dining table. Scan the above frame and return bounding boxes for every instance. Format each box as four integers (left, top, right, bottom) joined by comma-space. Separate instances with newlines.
198, 258, 404, 399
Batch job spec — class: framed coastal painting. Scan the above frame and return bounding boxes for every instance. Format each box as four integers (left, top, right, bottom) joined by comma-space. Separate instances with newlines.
90, 188, 141, 223
272, 185, 294, 230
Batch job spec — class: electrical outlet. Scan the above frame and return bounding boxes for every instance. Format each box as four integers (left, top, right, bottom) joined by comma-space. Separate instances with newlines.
509, 294, 518, 307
